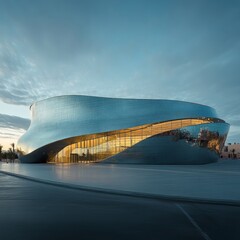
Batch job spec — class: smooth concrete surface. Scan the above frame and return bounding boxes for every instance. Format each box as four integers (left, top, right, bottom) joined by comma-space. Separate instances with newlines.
1, 159, 240, 203
1, 173, 240, 240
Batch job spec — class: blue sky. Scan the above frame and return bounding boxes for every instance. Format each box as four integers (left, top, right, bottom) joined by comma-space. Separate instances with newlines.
0, 0, 240, 149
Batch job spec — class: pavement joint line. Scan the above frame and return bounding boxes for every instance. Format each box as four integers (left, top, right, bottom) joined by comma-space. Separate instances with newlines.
1, 169, 240, 207
176, 203, 212, 240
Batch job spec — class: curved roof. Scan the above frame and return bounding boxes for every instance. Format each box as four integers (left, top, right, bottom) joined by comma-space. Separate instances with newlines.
18, 95, 221, 154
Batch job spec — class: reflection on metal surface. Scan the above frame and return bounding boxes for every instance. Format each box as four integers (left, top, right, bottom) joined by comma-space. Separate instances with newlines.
160, 123, 228, 153
103, 123, 230, 165
17, 95, 230, 164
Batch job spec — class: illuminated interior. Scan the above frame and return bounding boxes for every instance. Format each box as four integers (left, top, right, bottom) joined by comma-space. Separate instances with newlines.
50, 118, 216, 163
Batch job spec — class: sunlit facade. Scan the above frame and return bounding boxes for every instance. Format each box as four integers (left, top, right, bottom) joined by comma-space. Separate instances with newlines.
17, 95, 229, 164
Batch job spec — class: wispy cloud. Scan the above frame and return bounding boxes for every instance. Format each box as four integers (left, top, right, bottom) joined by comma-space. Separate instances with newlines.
0, 0, 239, 142
0, 113, 30, 148
0, 113, 30, 130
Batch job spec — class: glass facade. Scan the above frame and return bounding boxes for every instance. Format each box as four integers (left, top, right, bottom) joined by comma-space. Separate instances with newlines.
50, 118, 214, 163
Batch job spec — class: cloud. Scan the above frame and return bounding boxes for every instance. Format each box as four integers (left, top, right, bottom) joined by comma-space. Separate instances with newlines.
0, 113, 30, 148
0, 114, 30, 130
0, 0, 239, 142
0, 41, 48, 105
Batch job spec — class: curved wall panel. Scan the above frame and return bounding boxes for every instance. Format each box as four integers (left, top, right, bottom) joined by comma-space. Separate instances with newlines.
17, 95, 229, 164
104, 123, 229, 164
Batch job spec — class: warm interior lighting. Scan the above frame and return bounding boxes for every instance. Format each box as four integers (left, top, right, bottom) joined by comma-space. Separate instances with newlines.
49, 118, 215, 163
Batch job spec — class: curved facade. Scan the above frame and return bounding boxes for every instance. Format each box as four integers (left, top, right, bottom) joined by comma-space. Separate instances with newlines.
17, 95, 229, 164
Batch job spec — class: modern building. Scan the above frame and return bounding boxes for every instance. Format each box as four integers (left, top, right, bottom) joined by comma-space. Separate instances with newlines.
221, 143, 240, 159
17, 95, 229, 164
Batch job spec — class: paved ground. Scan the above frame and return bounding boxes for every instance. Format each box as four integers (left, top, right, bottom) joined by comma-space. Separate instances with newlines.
1, 159, 240, 203
1, 173, 240, 240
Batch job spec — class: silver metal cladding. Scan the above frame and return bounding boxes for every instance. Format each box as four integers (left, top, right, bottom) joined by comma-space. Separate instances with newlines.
17, 95, 229, 164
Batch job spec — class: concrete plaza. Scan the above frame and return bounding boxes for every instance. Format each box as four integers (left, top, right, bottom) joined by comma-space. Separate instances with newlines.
0, 159, 240, 204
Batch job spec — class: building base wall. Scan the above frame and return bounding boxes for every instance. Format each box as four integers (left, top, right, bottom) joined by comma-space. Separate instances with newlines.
103, 135, 218, 164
